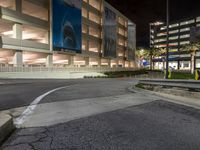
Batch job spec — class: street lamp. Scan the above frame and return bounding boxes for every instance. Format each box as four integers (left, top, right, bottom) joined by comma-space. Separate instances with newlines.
165, 0, 169, 79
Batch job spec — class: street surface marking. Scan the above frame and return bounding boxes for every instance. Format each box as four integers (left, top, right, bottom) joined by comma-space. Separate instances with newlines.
14, 86, 69, 128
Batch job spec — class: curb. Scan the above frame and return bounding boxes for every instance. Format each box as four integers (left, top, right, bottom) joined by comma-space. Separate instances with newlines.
0, 113, 15, 145
129, 85, 200, 110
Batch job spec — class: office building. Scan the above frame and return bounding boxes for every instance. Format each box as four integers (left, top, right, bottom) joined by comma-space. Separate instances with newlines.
150, 17, 200, 70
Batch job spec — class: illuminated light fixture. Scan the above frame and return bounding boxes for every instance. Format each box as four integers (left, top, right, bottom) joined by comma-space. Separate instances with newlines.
22, 32, 39, 40
101, 62, 109, 65
74, 60, 85, 63
150, 21, 164, 26
53, 60, 69, 64
0, 58, 6, 61
24, 58, 46, 64
2, 31, 13, 35
89, 62, 98, 65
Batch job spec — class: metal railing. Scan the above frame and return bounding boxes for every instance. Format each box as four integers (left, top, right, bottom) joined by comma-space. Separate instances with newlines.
138, 79, 200, 90
0, 66, 137, 73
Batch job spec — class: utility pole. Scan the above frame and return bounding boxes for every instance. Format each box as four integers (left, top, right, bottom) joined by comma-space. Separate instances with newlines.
165, 0, 169, 79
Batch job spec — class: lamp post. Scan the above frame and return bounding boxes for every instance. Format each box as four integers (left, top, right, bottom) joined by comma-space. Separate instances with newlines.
165, 0, 169, 79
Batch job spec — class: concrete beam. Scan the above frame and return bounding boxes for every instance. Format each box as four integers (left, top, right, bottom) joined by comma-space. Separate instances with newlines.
0, 7, 48, 29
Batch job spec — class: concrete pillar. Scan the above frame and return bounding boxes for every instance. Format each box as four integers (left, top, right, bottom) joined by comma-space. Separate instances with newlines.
13, 23, 22, 39
15, 0, 22, 13
116, 60, 119, 67
68, 56, 74, 66
128, 61, 131, 68
108, 59, 111, 68
12, 22, 23, 67
13, 51, 23, 67
46, 54, 53, 67
85, 57, 89, 66
122, 60, 125, 68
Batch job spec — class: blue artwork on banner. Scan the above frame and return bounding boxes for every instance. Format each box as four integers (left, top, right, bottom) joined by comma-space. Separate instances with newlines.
103, 7, 117, 58
53, 0, 82, 53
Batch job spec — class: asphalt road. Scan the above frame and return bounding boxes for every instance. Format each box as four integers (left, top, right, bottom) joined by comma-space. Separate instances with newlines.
2, 100, 200, 150
0, 79, 134, 111
1, 79, 200, 150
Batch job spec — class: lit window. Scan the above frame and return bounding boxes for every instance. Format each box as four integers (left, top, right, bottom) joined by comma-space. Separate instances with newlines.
89, 40, 100, 52
160, 26, 166, 30
22, 0, 48, 21
119, 28, 125, 36
169, 30, 179, 34
169, 36, 178, 40
0, 0, 15, 10
196, 17, 200, 22
180, 19, 195, 26
155, 38, 166, 43
82, 38, 87, 50
180, 34, 190, 39
82, 7, 87, 18
180, 41, 190, 45
157, 32, 166, 37
89, 26, 101, 38
197, 24, 200, 27
89, 12, 101, 24
169, 23, 179, 28
89, 0, 101, 10
82, 24, 88, 34
22, 25, 49, 44
169, 42, 178, 46
118, 17, 126, 26
180, 28, 190, 32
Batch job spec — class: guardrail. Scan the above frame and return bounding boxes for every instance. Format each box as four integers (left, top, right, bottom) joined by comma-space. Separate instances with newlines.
0, 66, 137, 73
138, 79, 200, 90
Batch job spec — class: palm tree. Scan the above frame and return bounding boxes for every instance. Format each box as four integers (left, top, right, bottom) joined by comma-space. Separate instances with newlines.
182, 42, 200, 74
135, 48, 150, 68
136, 48, 166, 69
149, 48, 166, 70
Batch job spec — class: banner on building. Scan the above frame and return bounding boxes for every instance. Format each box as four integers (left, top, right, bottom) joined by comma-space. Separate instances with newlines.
127, 21, 136, 60
103, 7, 117, 58
52, 0, 82, 53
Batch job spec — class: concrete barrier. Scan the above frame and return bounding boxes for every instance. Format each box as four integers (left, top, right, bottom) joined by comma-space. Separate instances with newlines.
139, 79, 200, 90
0, 113, 15, 145
0, 72, 105, 79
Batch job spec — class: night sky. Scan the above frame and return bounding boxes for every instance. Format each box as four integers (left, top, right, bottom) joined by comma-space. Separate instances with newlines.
106, 0, 200, 48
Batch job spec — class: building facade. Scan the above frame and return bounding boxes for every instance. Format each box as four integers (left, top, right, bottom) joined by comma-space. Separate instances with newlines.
0, 0, 136, 69
150, 17, 200, 70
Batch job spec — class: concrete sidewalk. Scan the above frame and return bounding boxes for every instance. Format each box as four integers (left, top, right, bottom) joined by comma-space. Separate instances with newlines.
131, 86, 200, 110
13, 93, 157, 128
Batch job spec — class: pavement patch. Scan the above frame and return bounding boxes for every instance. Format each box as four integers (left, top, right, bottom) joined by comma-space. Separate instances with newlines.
19, 93, 156, 128
2, 100, 200, 150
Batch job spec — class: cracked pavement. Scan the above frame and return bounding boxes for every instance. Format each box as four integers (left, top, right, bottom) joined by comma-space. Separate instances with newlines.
2, 100, 200, 150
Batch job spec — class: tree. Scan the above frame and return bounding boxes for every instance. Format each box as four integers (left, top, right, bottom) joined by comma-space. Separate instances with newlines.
136, 48, 165, 69
181, 42, 200, 74
135, 48, 150, 68
149, 48, 166, 70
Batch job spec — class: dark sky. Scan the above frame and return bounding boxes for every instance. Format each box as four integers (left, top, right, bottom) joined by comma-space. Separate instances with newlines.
106, 0, 200, 47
